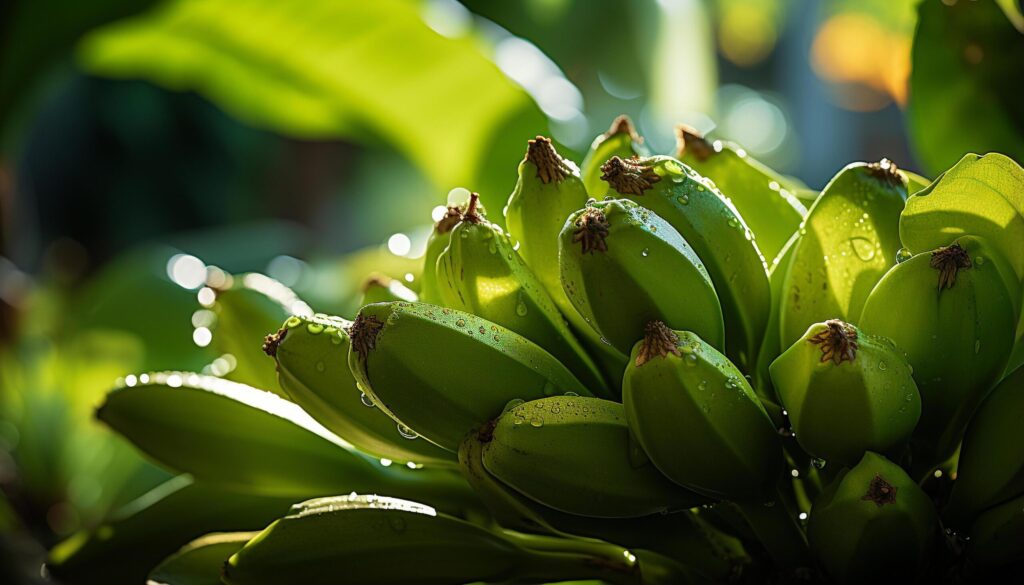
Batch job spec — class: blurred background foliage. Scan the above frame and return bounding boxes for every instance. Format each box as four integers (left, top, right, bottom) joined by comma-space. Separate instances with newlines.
1, 0, 1022, 582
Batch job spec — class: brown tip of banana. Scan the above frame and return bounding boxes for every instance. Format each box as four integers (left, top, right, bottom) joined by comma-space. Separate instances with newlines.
262, 327, 288, 357
349, 315, 384, 360
930, 243, 972, 290
635, 321, 682, 366
525, 136, 571, 184
605, 114, 643, 144
462, 192, 485, 224
866, 158, 905, 187
572, 207, 610, 255
808, 319, 858, 365
674, 124, 714, 161
361, 272, 394, 293
435, 205, 464, 234
861, 474, 898, 507
600, 156, 660, 197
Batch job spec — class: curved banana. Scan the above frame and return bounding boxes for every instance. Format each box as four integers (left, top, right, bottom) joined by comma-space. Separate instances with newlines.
945, 365, 1024, 529
778, 160, 908, 349
965, 492, 1024, 572
358, 273, 418, 306
348, 301, 591, 452
600, 155, 770, 373
753, 230, 799, 425
769, 319, 920, 466
807, 452, 937, 585
581, 115, 649, 198
622, 322, 782, 501
436, 193, 608, 394
223, 494, 642, 585
859, 235, 1020, 468
418, 204, 465, 305
263, 313, 455, 467
558, 198, 725, 356
674, 125, 806, 262
481, 395, 707, 518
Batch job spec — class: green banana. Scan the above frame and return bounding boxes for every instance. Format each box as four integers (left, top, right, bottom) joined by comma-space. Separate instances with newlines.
622, 322, 782, 501
46, 476, 299, 585
418, 203, 465, 305
966, 492, 1024, 572
807, 452, 937, 585
223, 494, 642, 585
778, 160, 908, 349
769, 319, 920, 466
504, 137, 626, 388
945, 365, 1024, 529
209, 272, 312, 394
558, 198, 725, 357
581, 115, 649, 198
899, 152, 1024, 372
601, 154, 770, 373
263, 312, 455, 467
149, 531, 255, 585
859, 235, 1020, 468
481, 395, 707, 518
674, 125, 807, 262
358, 272, 418, 305
95, 371, 479, 512
753, 230, 799, 425
436, 193, 608, 394
347, 301, 591, 452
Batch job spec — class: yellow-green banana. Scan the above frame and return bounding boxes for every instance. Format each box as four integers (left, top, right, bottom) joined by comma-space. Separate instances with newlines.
778, 160, 908, 349
965, 492, 1024, 572
264, 313, 455, 467
347, 301, 591, 452
436, 193, 608, 394
358, 272, 418, 305
807, 452, 937, 585
674, 125, 807, 262
581, 115, 649, 198
223, 494, 642, 585
753, 230, 800, 426
558, 198, 725, 357
418, 204, 465, 305
945, 365, 1024, 529
601, 155, 770, 373
149, 531, 255, 585
622, 322, 782, 501
769, 319, 920, 466
859, 236, 1020, 468
481, 395, 707, 518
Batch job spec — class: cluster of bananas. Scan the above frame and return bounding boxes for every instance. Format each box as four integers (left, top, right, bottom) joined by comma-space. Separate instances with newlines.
50, 118, 1024, 585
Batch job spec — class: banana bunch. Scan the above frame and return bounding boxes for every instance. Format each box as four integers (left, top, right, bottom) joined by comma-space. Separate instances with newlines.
64, 118, 1024, 584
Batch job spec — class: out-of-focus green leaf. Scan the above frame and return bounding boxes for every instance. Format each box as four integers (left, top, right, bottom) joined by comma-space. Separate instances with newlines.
77, 0, 547, 201
47, 476, 297, 585
149, 532, 256, 585
909, 0, 1024, 176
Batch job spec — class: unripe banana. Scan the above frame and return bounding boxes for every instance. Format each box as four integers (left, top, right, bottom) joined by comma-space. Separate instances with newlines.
208, 272, 313, 394
899, 152, 1024, 372
965, 492, 1024, 571
418, 204, 464, 305
674, 125, 807, 262
436, 193, 608, 395
807, 452, 937, 585
149, 531, 254, 585
769, 319, 921, 466
348, 301, 591, 452
358, 272, 418, 305
558, 199, 725, 356
859, 235, 1020, 467
264, 313, 455, 467
945, 365, 1024, 529
778, 160, 908, 349
601, 155, 770, 373
622, 322, 782, 501
223, 494, 642, 585
581, 115, 649, 198
753, 231, 800, 426
481, 395, 707, 518
504, 137, 626, 388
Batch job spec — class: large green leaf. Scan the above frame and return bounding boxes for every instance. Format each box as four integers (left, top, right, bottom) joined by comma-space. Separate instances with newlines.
149, 532, 256, 585
909, 0, 1024, 176
76, 0, 547, 202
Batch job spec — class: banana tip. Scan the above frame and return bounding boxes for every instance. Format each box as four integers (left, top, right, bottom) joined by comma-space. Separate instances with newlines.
349, 314, 384, 360
635, 321, 682, 366
605, 114, 642, 144
572, 207, 610, 255
262, 327, 288, 357
808, 320, 858, 365
600, 156, 660, 197
929, 243, 971, 290
525, 136, 570, 184
674, 124, 714, 161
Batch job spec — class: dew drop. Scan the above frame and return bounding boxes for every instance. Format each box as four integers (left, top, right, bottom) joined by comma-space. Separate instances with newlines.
516, 302, 528, 316
285, 316, 303, 328
878, 361, 887, 371
315, 361, 325, 372
397, 424, 418, 440
564, 391, 579, 397
455, 318, 466, 328
812, 458, 827, 470
896, 247, 913, 263
676, 195, 689, 205
503, 398, 525, 413
360, 392, 375, 408
850, 237, 876, 261
975, 256, 985, 266
685, 354, 698, 367
307, 322, 325, 334
641, 248, 649, 257
530, 417, 544, 428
